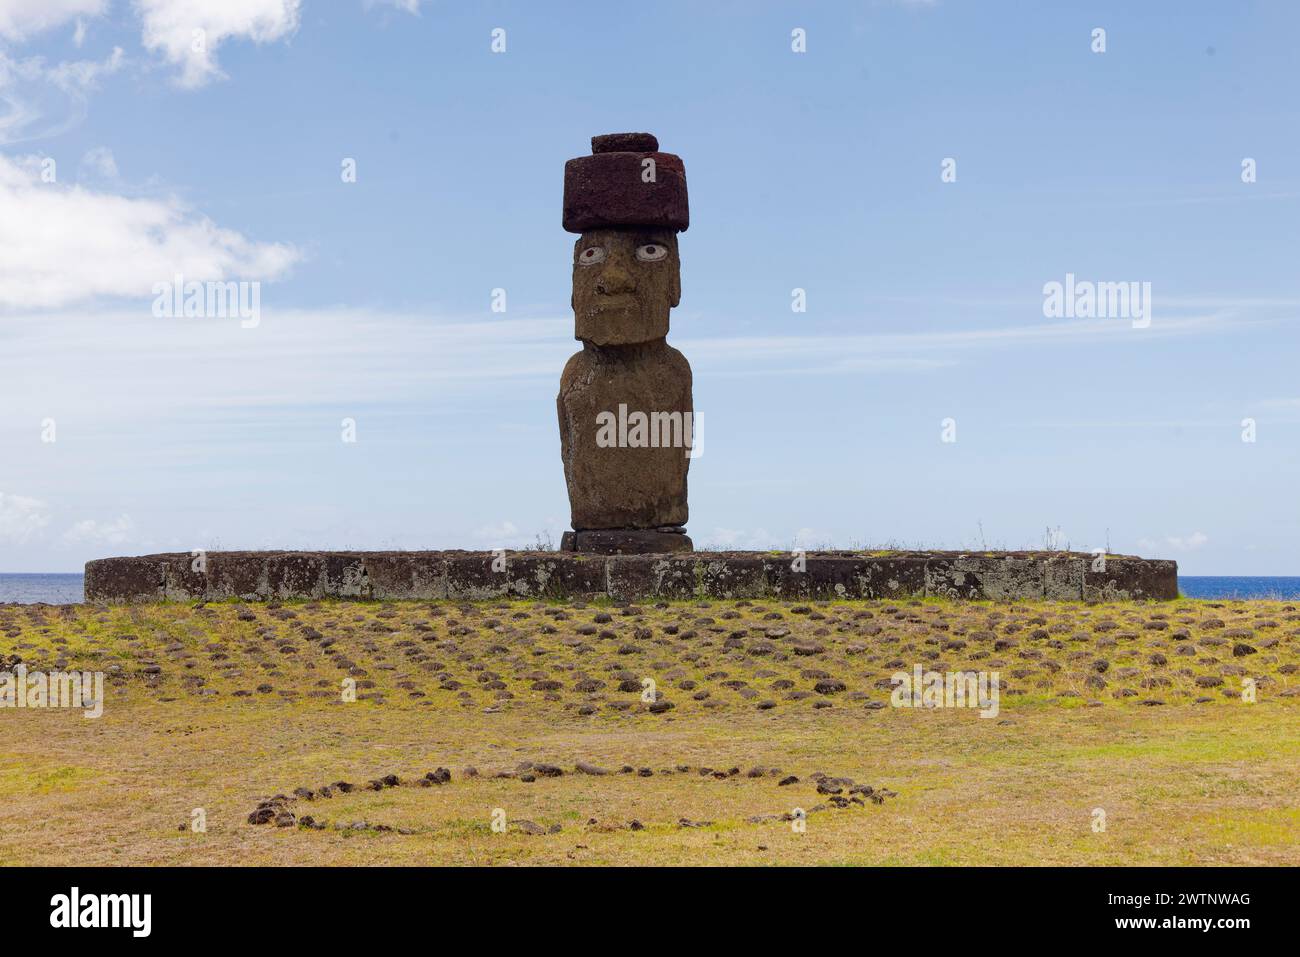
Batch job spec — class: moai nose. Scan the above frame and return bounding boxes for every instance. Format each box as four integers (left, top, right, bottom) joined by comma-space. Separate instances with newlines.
596, 263, 635, 295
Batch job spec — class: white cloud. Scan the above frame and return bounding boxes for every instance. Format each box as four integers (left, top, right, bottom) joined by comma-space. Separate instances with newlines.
135, 0, 302, 88
0, 491, 51, 544
0, 152, 300, 309
1138, 532, 1208, 553
0, 0, 106, 42
63, 514, 136, 545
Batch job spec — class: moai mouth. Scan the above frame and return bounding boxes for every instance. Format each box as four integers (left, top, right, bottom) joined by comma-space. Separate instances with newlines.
558, 133, 695, 554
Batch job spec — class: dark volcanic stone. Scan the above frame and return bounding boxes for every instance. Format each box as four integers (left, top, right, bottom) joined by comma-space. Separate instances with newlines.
563, 142, 688, 234
563, 529, 694, 555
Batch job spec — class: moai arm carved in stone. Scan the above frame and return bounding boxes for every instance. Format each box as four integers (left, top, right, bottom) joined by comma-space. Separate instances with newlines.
557, 133, 695, 554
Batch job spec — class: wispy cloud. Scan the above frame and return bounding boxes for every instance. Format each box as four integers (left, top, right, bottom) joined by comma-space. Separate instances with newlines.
0, 298, 1262, 433
681, 309, 1240, 371
0, 46, 124, 144
1, 0, 305, 147
77, 144, 117, 179
363, 0, 422, 14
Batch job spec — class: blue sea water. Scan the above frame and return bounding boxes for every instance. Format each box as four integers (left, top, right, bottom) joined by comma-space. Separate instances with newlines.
0, 573, 85, 604
1177, 576, 1300, 600
2, 573, 1298, 604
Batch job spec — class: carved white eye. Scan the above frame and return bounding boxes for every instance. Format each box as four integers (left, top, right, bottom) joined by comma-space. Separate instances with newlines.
577, 246, 606, 266
635, 243, 668, 262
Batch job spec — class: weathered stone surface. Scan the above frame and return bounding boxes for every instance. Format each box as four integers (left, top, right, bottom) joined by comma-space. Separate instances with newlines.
760, 555, 929, 600
591, 132, 659, 154
505, 554, 608, 597
689, 556, 767, 598
321, 554, 372, 598
558, 340, 692, 529
607, 556, 692, 600
443, 552, 607, 600
162, 553, 207, 600
84, 553, 165, 601
570, 229, 679, 346
86, 551, 1177, 604
265, 553, 326, 599
857, 558, 929, 599
927, 557, 1043, 601
208, 552, 264, 599
1084, 557, 1179, 601
562, 529, 692, 554
563, 137, 688, 233
1043, 554, 1084, 600
365, 553, 445, 600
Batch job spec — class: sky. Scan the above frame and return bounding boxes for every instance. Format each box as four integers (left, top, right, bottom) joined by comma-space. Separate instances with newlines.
1, 0, 1298, 575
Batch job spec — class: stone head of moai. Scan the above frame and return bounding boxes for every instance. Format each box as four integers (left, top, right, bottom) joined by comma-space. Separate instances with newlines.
557, 133, 695, 554
563, 132, 688, 346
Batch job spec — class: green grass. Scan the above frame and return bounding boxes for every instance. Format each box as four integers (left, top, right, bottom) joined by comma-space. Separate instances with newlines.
0, 596, 1296, 865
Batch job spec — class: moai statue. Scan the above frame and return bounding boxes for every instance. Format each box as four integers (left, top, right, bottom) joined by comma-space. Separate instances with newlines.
557, 132, 695, 554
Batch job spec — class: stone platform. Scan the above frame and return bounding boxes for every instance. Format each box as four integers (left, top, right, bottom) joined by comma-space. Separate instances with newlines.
560, 529, 693, 554
84, 550, 1177, 603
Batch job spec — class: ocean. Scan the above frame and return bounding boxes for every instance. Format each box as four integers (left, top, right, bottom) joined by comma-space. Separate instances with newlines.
1178, 576, 1300, 600
0, 573, 86, 604
2, 573, 1298, 605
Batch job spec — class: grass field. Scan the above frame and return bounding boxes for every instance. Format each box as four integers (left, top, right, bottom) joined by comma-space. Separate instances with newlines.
1, 596, 1297, 866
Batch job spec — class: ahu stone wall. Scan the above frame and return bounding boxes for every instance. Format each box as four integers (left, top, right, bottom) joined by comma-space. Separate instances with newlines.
84, 550, 1178, 603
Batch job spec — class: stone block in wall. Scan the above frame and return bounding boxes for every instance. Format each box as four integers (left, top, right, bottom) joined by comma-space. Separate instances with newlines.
1084, 558, 1178, 601
927, 556, 1044, 600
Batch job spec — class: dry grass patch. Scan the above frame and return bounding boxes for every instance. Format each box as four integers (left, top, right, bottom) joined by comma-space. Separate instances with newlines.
0, 597, 1297, 865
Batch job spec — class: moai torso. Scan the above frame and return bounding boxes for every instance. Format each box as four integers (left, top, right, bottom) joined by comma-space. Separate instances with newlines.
557, 134, 695, 553
558, 339, 692, 529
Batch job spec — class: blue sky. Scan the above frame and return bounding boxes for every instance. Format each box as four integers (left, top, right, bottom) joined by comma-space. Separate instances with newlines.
2, 0, 1298, 574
